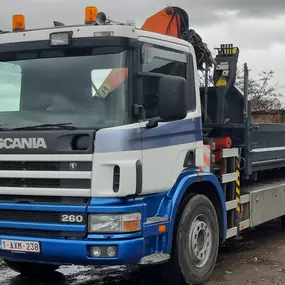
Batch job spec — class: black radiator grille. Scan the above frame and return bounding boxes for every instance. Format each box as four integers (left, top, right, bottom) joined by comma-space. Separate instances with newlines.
0, 195, 90, 205
0, 210, 87, 224
0, 228, 86, 239
0, 161, 92, 171
0, 161, 60, 171
0, 210, 62, 223
0, 178, 91, 189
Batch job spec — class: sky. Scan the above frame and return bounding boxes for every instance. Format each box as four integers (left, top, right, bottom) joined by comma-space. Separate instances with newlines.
1, 0, 285, 95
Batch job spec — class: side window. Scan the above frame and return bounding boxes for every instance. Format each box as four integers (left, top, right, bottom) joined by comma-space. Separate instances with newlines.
142, 46, 187, 78
141, 44, 194, 119
0, 62, 21, 111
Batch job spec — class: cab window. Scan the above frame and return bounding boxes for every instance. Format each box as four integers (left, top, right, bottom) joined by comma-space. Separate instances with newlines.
141, 43, 196, 119
0, 62, 21, 111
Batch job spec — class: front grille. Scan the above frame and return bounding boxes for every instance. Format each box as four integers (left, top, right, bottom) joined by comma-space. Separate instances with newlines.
0, 195, 90, 205
0, 178, 91, 189
0, 210, 86, 224
0, 159, 93, 190
0, 210, 62, 223
0, 155, 92, 240
0, 161, 60, 171
0, 161, 92, 171
0, 228, 86, 239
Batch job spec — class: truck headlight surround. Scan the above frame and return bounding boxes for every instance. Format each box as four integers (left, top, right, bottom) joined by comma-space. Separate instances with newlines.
88, 213, 141, 233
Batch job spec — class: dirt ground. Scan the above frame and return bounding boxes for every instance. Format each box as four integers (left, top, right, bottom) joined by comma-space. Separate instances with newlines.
1, 219, 285, 285
207, 219, 285, 285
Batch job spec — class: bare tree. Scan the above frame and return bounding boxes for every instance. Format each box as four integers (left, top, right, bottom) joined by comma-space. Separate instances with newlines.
235, 69, 283, 111
199, 67, 283, 111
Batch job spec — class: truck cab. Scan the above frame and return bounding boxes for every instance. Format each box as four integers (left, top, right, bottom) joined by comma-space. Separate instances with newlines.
0, 16, 202, 198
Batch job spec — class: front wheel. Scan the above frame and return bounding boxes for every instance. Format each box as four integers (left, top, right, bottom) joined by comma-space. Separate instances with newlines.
150, 194, 220, 285
4, 260, 59, 278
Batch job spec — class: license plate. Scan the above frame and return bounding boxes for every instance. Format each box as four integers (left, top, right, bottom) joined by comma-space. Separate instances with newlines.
0, 240, 40, 253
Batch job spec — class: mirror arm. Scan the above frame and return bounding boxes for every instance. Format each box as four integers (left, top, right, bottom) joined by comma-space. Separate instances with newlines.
146, 117, 164, 128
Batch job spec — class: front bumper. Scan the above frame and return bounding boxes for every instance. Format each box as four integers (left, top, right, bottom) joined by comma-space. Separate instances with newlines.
0, 194, 170, 266
0, 235, 145, 265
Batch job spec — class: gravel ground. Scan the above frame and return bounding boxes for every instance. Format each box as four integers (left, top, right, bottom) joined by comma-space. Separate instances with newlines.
1, 219, 285, 285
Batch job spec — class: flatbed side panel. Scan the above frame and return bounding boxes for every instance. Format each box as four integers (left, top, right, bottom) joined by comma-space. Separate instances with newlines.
249, 182, 285, 227
251, 123, 285, 172
251, 148, 285, 172
242, 178, 285, 194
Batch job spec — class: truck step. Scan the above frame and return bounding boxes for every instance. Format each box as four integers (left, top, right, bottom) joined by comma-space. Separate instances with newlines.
226, 227, 238, 239
220, 148, 239, 158
144, 216, 168, 225
240, 194, 250, 204
139, 253, 170, 265
221, 172, 238, 184
239, 219, 250, 231
226, 200, 238, 211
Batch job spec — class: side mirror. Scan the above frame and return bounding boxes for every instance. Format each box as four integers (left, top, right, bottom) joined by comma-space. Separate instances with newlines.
158, 75, 187, 121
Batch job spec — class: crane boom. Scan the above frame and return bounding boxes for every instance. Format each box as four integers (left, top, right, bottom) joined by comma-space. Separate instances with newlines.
142, 6, 216, 69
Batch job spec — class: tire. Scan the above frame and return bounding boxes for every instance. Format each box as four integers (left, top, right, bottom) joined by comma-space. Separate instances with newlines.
4, 260, 59, 278
142, 194, 219, 285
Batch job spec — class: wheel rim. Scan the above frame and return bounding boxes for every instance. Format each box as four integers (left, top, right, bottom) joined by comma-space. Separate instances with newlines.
188, 214, 212, 268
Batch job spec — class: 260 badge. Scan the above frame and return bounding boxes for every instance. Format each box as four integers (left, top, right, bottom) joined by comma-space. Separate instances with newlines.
60, 213, 85, 224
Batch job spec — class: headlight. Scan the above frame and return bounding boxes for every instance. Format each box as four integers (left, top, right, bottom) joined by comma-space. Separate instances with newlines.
88, 213, 141, 233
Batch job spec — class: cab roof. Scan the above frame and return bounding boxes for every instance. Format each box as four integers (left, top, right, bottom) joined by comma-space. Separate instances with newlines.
0, 24, 193, 53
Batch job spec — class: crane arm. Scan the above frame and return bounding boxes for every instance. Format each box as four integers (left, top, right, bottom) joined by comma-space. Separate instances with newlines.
142, 6, 216, 69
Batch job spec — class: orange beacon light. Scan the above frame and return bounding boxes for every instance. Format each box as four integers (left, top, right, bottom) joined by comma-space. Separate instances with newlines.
12, 14, 26, 31
85, 6, 98, 24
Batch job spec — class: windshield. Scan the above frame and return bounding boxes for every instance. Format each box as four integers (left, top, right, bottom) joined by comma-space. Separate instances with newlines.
0, 48, 129, 129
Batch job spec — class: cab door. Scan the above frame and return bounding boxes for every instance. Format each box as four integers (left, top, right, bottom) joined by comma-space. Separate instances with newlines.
138, 39, 201, 195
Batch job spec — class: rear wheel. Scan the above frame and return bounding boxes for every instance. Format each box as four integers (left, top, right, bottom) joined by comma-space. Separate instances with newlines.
4, 260, 59, 278
142, 194, 219, 285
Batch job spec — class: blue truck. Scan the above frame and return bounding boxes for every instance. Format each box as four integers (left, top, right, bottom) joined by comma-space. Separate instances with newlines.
0, 6, 285, 285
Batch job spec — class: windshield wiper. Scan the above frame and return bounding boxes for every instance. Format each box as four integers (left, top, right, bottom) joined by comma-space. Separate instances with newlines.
12, 123, 78, 131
